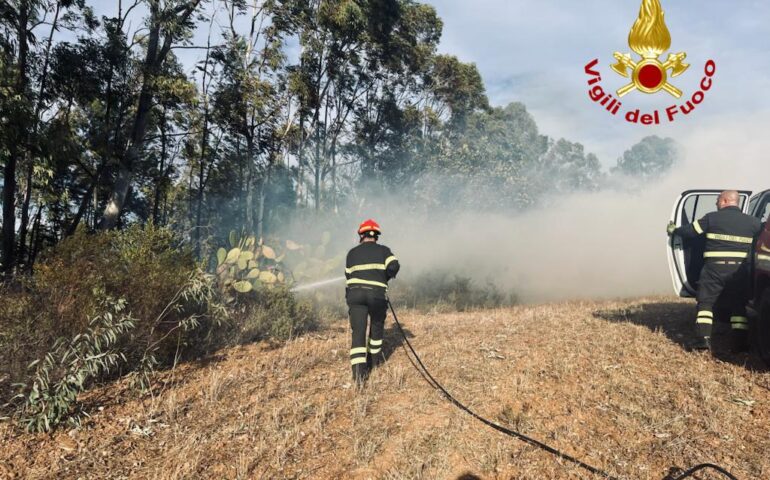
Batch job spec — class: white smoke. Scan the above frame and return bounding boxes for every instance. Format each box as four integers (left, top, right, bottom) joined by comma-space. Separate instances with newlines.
290, 112, 770, 303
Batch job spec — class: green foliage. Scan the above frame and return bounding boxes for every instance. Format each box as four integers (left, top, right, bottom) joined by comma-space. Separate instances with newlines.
15, 298, 135, 433
414, 102, 607, 211
213, 229, 345, 298
0, 0, 679, 280
538, 138, 604, 193
32, 225, 196, 342
613, 135, 680, 180
127, 270, 228, 393
0, 226, 218, 410
429, 54, 490, 127
0, 225, 326, 431
226, 287, 317, 344
283, 230, 344, 285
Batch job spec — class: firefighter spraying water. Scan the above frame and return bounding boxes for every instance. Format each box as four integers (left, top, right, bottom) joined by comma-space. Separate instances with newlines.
343, 219, 400, 386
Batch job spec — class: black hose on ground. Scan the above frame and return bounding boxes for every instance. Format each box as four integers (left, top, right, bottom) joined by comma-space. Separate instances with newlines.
385, 299, 740, 480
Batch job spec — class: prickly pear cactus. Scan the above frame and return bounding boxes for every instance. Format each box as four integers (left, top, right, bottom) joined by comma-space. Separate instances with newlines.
214, 230, 344, 298
215, 231, 288, 297
281, 231, 344, 285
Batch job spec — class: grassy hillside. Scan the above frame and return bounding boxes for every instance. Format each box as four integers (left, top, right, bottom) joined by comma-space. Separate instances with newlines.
2, 297, 768, 479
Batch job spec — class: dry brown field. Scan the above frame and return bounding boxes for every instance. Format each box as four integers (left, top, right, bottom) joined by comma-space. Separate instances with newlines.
2, 297, 769, 479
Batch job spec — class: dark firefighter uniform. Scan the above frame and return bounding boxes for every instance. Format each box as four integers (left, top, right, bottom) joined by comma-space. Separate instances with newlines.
674, 206, 762, 350
345, 219, 400, 384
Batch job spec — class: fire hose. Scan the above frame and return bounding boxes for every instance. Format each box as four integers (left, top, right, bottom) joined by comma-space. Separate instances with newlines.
385, 299, 740, 480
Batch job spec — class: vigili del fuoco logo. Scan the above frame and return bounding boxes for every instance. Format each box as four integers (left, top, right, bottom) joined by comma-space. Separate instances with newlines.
584, 0, 715, 125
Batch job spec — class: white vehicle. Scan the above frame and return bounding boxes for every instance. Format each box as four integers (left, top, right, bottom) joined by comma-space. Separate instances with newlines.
668, 189, 770, 363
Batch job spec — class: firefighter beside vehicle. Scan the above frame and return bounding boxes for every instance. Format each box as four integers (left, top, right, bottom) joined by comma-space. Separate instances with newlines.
667, 190, 763, 352
345, 219, 400, 386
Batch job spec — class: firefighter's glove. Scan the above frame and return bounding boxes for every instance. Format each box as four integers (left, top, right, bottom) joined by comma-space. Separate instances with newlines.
666, 221, 677, 236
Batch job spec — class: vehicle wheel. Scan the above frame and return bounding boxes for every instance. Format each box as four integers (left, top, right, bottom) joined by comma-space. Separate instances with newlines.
757, 288, 770, 366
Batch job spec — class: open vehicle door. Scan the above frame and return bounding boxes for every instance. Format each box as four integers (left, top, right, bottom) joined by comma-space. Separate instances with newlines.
747, 190, 770, 223
668, 189, 752, 297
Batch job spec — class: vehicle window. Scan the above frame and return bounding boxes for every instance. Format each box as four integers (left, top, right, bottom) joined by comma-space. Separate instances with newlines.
748, 196, 759, 216
760, 198, 770, 223
682, 194, 719, 224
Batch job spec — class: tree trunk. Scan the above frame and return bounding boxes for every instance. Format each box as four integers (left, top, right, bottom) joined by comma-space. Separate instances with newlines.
65, 169, 102, 238
18, 2, 60, 266
256, 164, 271, 240
331, 137, 337, 212
17, 163, 33, 265
245, 135, 255, 232
28, 205, 43, 269
256, 178, 265, 240
313, 105, 321, 211
3, 152, 18, 275
193, 37, 212, 256
98, 14, 162, 230
235, 138, 245, 223
298, 112, 305, 207
152, 106, 168, 224
194, 154, 206, 258
187, 155, 194, 229
67, 185, 95, 237
2, 2, 30, 275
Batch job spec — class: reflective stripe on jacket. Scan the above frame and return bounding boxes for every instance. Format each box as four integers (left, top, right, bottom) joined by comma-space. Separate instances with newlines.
345, 242, 400, 290
675, 206, 762, 261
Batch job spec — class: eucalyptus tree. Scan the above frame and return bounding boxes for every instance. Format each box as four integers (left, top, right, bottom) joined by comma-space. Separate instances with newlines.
613, 135, 679, 180
143, 55, 197, 227
47, 4, 137, 239
292, 0, 444, 210
538, 138, 603, 194
205, 0, 294, 246
350, 2, 443, 193
98, 0, 205, 230
0, 0, 94, 272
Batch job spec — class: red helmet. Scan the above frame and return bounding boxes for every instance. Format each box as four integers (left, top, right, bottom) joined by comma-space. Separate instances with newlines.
357, 219, 381, 237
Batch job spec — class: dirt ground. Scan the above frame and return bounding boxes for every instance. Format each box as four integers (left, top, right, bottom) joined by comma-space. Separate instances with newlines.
1, 296, 769, 480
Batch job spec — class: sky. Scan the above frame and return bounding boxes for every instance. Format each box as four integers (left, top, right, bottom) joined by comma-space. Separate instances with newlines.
83, 0, 770, 168
426, 0, 770, 166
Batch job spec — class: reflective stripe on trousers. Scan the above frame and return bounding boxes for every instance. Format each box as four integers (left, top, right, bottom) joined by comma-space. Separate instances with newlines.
730, 316, 749, 331
696, 310, 713, 325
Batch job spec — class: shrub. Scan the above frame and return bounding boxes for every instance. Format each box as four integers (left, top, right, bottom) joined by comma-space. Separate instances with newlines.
222, 287, 318, 344
15, 298, 135, 432
391, 271, 517, 312
32, 225, 196, 345
1, 225, 319, 431
0, 226, 216, 417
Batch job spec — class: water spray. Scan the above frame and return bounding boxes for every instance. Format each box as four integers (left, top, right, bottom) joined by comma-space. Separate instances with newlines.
290, 276, 346, 293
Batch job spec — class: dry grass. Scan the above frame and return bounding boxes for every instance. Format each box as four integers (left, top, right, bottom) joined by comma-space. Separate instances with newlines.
1, 296, 769, 479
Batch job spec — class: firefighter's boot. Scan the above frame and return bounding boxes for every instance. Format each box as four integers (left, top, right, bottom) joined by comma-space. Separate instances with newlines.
731, 330, 750, 353
690, 335, 712, 352
691, 316, 713, 352
368, 338, 384, 369
370, 351, 384, 369
730, 316, 750, 353
352, 363, 368, 387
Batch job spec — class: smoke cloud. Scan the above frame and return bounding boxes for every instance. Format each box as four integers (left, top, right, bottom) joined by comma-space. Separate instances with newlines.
291, 112, 770, 304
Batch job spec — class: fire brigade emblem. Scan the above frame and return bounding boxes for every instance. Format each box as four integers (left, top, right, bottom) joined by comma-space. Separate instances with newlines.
611, 0, 689, 98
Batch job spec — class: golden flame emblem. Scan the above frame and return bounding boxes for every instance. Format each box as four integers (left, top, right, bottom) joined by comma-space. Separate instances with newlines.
611, 0, 689, 98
